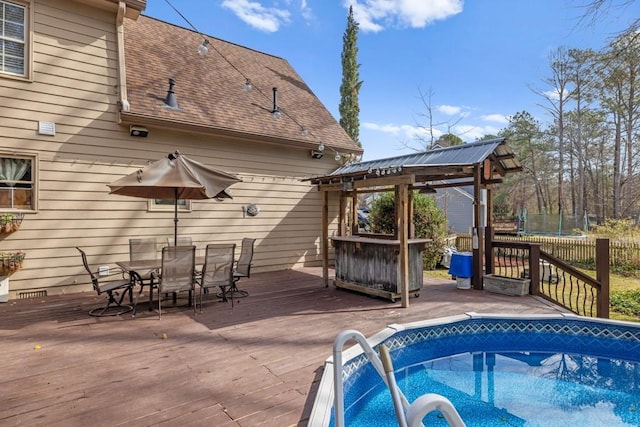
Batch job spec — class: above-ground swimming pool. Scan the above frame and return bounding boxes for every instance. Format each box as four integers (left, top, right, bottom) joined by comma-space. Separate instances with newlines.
309, 313, 640, 427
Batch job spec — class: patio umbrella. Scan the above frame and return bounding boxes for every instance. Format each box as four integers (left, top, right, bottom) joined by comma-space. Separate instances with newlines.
108, 151, 241, 243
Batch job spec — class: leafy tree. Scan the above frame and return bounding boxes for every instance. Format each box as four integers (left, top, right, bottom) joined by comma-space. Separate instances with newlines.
339, 6, 362, 146
484, 2, 640, 225
610, 32, 640, 217
595, 31, 640, 218
499, 111, 554, 214
564, 108, 611, 220
477, 134, 499, 141
533, 46, 573, 215
492, 193, 512, 218
368, 191, 447, 269
579, 1, 639, 38
566, 48, 597, 219
436, 133, 464, 147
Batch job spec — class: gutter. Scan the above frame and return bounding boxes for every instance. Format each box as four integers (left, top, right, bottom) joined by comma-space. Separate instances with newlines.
119, 111, 364, 155
116, 2, 130, 115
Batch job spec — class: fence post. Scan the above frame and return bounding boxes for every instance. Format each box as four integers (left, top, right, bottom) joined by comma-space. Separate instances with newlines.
596, 238, 610, 319
528, 244, 540, 296
485, 226, 494, 275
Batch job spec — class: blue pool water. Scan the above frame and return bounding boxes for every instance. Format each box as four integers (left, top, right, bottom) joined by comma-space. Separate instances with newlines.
331, 316, 640, 427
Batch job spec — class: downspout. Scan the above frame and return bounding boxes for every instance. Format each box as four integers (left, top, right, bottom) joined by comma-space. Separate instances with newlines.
116, 2, 130, 117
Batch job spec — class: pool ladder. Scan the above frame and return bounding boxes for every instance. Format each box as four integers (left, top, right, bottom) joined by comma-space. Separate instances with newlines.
333, 330, 466, 427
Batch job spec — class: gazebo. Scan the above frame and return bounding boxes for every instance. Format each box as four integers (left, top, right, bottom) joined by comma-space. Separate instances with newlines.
308, 137, 522, 307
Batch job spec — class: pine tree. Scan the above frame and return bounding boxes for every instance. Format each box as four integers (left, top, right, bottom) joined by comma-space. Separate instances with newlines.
339, 6, 362, 147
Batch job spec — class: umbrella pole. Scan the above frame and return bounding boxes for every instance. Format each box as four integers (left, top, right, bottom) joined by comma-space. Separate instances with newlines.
174, 187, 178, 245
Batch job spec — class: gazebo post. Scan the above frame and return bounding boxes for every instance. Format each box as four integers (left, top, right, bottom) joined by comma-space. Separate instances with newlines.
397, 183, 410, 308
485, 185, 494, 275
322, 189, 329, 288
472, 165, 484, 290
351, 191, 358, 235
408, 189, 415, 238
339, 192, 347, 236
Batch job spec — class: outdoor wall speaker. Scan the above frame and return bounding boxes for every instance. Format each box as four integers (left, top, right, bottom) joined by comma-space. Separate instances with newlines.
130, 125, 149, 137
310, 149, 323, 159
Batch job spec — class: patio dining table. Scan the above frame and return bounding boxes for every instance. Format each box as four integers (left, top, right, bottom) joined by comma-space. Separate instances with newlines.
117, 257, 205, 311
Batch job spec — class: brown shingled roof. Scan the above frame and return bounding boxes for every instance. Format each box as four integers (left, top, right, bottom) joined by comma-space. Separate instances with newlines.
121, 15, 361, 155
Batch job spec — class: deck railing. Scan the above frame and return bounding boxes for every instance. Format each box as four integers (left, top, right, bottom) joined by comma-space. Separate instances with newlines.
456, 233, 637, 270
487, 238, 610, 318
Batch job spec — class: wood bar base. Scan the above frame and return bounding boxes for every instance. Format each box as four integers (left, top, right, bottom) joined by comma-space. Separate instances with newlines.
331, 236, 430, 302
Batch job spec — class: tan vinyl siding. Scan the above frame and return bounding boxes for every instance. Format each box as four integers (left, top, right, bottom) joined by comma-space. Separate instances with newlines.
11, 144, 338, 293
0, 0, 342, 297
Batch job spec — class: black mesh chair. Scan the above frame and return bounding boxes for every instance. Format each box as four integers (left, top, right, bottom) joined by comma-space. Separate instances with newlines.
77, 247, 135, 317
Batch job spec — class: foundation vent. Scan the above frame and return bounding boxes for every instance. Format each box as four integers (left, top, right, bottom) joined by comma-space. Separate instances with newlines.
18, 290, 48, 299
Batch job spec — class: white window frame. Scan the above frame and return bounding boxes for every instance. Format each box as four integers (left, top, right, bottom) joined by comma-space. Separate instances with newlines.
0, 152, 37, 212
0, 0, 31, 80
147, 199, 192, 212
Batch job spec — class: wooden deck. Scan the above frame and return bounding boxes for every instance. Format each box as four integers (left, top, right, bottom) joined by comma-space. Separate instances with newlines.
0, 268, 565, 426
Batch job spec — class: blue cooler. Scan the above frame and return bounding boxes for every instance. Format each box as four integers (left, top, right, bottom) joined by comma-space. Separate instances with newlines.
448, 252, 472, 289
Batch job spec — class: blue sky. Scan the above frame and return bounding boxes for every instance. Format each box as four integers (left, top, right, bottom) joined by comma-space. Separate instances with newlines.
145, 1, 639, 160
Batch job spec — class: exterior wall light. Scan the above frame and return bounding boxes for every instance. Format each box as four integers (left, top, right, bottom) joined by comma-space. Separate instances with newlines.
130, 125, 148, 137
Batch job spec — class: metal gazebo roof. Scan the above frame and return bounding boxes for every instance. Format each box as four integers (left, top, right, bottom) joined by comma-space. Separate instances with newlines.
308, 138, 521, 186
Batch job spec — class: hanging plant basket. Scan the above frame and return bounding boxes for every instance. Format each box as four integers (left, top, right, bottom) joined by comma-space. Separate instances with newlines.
0, 213, 24, 233
0, 251, 26, 275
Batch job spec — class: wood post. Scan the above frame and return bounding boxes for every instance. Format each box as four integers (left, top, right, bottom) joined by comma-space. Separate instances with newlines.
596, 238, 610, 318
397, 184, 410, 308
408, 189, 415, 239
338, 193, 347, 236
528, 244, 540, 296
322, 190, 329, 288
472, 165, 484, 290
351, 191, 358, 235
484, 225, 494, 275
485, 186, 494, 275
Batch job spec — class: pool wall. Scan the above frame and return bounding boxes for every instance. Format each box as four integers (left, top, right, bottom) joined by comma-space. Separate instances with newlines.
308, 312, 640, 427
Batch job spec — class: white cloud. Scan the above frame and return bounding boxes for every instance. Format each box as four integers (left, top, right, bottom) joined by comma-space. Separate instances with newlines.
481, 114, 509, 124
222, 0, 291, 32
363, 114, 504, 150
300, 0, 313, 20
363, 122, 436, 140
344, 0, 463, 33
363, 122, 406, 134
437, 104, 462, 115
543, 89, 559, 101
453, 124, 501, 141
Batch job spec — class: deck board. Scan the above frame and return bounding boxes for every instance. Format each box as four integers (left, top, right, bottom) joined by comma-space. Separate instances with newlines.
0, 267, 565, 426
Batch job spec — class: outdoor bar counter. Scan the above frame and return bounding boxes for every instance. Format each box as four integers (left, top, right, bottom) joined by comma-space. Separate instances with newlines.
331, 236, 430, 302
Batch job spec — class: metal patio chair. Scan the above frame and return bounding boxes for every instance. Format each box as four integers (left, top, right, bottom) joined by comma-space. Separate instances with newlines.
155, 245, 196, 318
129, 237, 158, 293
77, 247, 135, 317
196, 243, 235, 312
167, 236, 193, 246
231, 237, 256, 298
